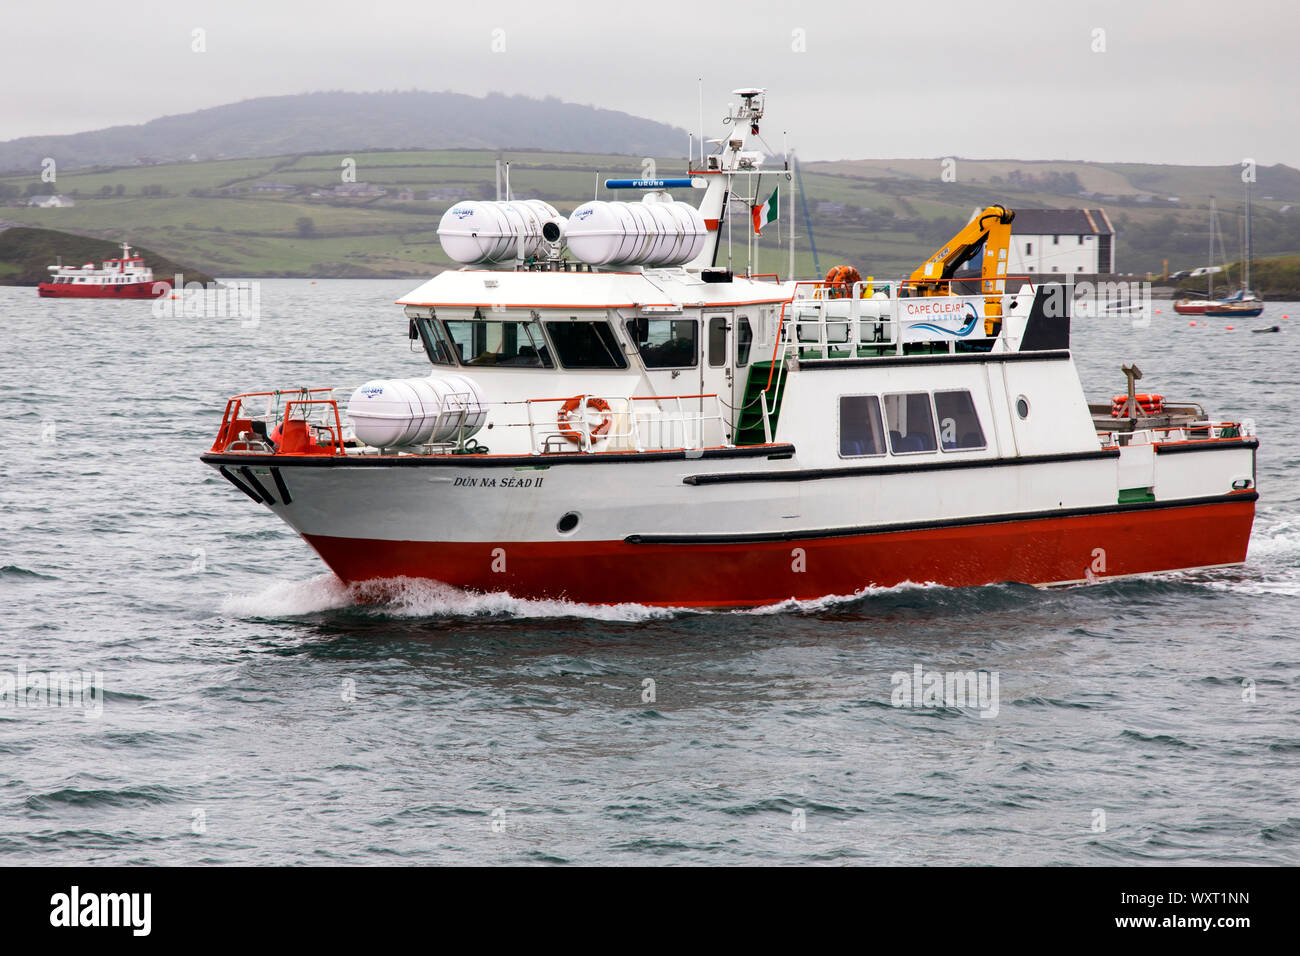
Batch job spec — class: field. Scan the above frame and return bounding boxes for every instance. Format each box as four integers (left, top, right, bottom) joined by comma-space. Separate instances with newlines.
5, 149, 1300, 279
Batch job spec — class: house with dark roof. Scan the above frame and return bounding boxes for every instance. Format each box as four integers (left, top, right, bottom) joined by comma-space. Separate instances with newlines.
1008, 208, 1114, 276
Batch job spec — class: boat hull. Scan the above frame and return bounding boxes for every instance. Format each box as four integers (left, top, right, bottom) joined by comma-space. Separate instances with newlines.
38, 280, 170, 299
1173, 299, 1264, 318
297, 494, 1255, 607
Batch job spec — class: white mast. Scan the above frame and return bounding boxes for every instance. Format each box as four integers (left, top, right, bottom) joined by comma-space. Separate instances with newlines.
1208, 196, 1216, 300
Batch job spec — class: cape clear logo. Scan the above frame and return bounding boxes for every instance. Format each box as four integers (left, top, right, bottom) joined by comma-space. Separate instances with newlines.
574, 208, 595, 221
361, 386, 385, 397
49, 886, 151, 936
906, 302, 981, 338
451, 207, 474, 219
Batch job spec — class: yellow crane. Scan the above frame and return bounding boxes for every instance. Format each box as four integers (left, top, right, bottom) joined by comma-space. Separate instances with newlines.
907, 205, 1015, 335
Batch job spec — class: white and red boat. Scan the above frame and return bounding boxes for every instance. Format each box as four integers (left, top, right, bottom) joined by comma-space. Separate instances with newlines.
38, 242, 170, 299
201, 90, 1258, 608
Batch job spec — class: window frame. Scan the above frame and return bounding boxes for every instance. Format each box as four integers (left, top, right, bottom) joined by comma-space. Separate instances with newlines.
932, 389, 988, 453
837, 394, 888, 459
624, 316, 699, 369
544, 316, 629, 370
735, 315, 753, 367
882, 390, 940, 456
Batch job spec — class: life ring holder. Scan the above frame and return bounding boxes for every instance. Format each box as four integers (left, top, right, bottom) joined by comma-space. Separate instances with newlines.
557, 395, 613, 445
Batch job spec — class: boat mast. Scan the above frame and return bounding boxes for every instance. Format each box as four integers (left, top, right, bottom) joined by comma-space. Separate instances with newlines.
1207, 196, 1215, 300
1244, 178, 1253, 293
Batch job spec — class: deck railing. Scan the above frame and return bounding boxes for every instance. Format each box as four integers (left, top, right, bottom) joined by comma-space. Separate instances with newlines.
210, 388, 731, 457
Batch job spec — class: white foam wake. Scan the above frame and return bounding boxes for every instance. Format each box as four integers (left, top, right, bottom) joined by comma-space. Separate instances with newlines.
220, 573, 684, 621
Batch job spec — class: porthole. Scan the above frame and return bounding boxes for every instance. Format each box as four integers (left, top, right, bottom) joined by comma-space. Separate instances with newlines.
557, 512, 580, 534
1015, 396, 1030, 420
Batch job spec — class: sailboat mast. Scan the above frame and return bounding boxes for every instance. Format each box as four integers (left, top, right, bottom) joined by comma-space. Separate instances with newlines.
1244, 178, 1252, 292
1207, 196, 1216, 300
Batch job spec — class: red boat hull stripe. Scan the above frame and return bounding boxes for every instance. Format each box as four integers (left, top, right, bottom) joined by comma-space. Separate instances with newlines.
300, 497, 1256, 607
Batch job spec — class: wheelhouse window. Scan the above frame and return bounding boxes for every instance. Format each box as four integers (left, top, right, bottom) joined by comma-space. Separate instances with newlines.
624, 318, 697, 368
411, 313, 459, 366
440, 311, 554, 367
736, 316, 753, 366
708, 316, 727, 367
884, 392, 938, 454
544, 319, 628, 369
933, 390, 986, 451
839, 395, 886, 457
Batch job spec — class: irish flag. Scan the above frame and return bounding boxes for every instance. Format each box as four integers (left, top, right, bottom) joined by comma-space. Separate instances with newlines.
752, 187, 778, 235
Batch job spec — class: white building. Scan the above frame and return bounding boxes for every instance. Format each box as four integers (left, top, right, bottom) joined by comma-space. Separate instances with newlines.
1006, 208, 1114, 276
28, 195, 75, 208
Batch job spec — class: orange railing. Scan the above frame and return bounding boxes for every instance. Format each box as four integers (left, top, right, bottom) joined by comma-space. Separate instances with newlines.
211, 388, 345, 456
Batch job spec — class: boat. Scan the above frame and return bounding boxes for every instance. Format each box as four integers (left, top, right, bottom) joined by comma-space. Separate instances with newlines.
199, 89, 1258, 608
38, 242, 170, 299
1173, 191, 1264, 318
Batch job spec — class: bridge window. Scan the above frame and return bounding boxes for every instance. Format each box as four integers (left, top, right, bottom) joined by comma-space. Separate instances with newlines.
933, 390, 986, 451
545, 319, 628, 369
439, 315, 554, 368
884, 392, 937, 454
839, 395, 886, 458
624, 318, 697, 368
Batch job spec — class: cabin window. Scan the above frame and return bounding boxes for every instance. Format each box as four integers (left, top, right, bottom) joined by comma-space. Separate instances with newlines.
736, 316, 753, 366
838, 395, 886, 458
1052, 235, 1059, 245
545, 320, 628, 369
933, 390, 986, 451
883, 392, 938, 454
412, 314, 461, 366
708, 316, 727, 367
1025, 242, 1032, 255
440, 316, 554, 367
624, 318, 697, 368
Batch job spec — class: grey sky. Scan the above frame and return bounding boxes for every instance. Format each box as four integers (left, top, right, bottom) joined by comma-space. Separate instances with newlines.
2, 0, 1294, 166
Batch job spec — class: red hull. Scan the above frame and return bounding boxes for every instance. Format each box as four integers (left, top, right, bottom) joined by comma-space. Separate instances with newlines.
38, 280, 170, 299
1173, 299, 1264, 318
301, 496, 1256, 608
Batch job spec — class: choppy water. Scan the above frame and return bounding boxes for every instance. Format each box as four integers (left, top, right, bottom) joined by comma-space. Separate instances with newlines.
1, 280, 1297, 865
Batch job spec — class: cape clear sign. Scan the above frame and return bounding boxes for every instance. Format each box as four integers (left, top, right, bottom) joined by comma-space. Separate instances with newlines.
901, 296, 989, 342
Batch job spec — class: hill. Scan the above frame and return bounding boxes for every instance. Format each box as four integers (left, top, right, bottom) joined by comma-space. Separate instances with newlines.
4, 147, 1300, 279
0, 226, 214, 286
1171, 254, 1300, 299
0, 91, 688, 174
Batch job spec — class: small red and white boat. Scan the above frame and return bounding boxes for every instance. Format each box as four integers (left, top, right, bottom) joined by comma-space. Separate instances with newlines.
200, 89, 1258, 607
38, 242, 170, 299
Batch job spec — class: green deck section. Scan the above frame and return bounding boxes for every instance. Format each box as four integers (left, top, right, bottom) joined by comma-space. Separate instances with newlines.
735, 361, 788, 446
1118, 487, 1156, 504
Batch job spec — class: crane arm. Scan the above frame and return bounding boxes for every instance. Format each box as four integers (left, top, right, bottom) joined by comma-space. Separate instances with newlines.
908, 205, 1015, 335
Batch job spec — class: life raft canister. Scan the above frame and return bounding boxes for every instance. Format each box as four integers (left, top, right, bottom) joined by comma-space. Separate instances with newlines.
557, 395, 613, 444
1111, 393, 1165, 417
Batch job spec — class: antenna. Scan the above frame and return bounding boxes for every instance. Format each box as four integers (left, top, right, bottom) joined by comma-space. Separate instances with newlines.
697, 77, 704, 169
505, 161, 511, 201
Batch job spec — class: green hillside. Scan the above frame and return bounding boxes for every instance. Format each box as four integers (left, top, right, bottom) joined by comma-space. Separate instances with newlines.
3, 149, 1299, 279
0, 227, 213, 286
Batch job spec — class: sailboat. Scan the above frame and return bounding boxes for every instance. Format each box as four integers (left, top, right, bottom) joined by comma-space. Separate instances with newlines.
1174, 186, 1264, 318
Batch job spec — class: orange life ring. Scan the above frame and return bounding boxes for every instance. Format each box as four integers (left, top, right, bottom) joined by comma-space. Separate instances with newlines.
822, 265, 863, 298
557, 395, 613, 444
